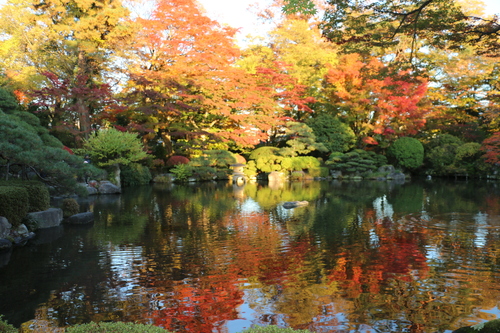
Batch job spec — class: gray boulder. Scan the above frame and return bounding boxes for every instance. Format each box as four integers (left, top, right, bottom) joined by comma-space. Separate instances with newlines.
0, 217, 11, 239
11, 224, 35, 245
98, 181, 121, 194
27, 208, 63, 229
65, 212, 94, 225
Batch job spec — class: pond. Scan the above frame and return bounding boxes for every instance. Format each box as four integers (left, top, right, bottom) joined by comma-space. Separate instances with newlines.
1, 179, 500, 333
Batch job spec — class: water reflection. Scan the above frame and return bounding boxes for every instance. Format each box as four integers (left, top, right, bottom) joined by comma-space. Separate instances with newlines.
0, 180, 499, 333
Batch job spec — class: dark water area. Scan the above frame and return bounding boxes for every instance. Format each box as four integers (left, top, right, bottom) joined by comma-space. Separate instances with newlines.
1, 179, 500, 333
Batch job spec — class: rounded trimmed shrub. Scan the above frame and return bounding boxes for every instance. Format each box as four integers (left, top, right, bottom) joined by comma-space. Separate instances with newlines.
0, 186, 29, 227
121, 163, 152, 187
62, 198, 80, 218
165, 155, 190, 167
387, 137, 424, 170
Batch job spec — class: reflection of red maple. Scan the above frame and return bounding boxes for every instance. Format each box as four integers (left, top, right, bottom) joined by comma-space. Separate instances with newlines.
328, 218, 430, 298
152, 273, 243, 333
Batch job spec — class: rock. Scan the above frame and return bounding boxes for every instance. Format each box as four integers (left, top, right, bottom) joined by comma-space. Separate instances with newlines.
0, 238, 12, 252
98, 181, 121, 194
387, 172, 406, 181
11, 224, 35, 246
283, 201, 309, 209
64, 212, 94, 225
378, 165, 395, 174
268, 171, 285, 183
27, 208, 63, 229
86, 185, 98, 195
0, 216, 12, 239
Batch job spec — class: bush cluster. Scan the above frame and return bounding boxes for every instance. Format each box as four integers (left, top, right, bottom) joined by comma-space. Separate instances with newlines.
62, 198, 80, 218
326, 149, 387, 177
0, 180, 50, 213
387, 137, 424, 170
169, 150, 236, 182
0, 186, 29, 227
121, 163, 152, 187
424, 134, 486, 176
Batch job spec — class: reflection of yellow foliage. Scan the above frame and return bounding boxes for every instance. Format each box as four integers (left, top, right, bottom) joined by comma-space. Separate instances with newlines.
244, 182, 322, 210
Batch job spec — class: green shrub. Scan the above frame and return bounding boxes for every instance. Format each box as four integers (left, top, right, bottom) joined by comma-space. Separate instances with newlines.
387, 137, 424, 171
0, 180, 49, 212
121, 163, 152, 187
0, 186, 29, 227
0, 315, 17, 333
82, 128, 148, 168
62, 198, 80, 218
170, 164, 194, 182
242, 325, 313, 333
309, 166, 330, 178
249, 147, 284, 173
326, 149, 387, 177
65, 321, 171, 333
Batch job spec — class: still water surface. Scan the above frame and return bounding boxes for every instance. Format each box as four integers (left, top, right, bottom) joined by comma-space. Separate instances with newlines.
1, 179, 500, 333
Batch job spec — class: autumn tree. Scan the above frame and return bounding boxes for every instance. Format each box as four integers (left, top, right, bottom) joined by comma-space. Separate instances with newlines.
325, 54, 429, 146
0, 0, 134, 141
318, 0, 500, 60
238, 18, 337, 108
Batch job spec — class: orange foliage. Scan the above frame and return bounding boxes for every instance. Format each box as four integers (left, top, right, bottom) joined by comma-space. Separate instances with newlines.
326, 54, 429, 143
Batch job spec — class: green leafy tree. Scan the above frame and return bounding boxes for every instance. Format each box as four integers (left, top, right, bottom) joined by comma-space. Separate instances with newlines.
306, 114, 356, 153
280, 122, 328, 157
320, 0, 500, 61
82, 128, 148, 168
387, 137, 424, 171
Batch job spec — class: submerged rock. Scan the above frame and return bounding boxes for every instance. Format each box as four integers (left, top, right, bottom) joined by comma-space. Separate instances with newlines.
282, 201, 309, 209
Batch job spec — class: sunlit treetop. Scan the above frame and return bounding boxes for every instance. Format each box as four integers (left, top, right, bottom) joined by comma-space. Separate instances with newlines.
319, 0, 500, 59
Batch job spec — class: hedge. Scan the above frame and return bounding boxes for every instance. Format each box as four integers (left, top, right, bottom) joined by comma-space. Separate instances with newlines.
0, 186, 29, 227
0, 180, 49, 213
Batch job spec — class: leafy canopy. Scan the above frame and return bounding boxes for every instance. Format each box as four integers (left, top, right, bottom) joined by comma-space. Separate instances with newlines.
82, 128, 148, 167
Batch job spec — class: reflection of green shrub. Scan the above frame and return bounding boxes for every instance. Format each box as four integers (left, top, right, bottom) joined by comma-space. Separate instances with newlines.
66, 321, 170, 333
121, 163, 152, 187
242, 325, 313, 333
387, 137, 424, 170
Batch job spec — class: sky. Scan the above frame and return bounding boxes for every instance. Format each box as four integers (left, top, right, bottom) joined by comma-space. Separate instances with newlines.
198, 0, 500, 45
